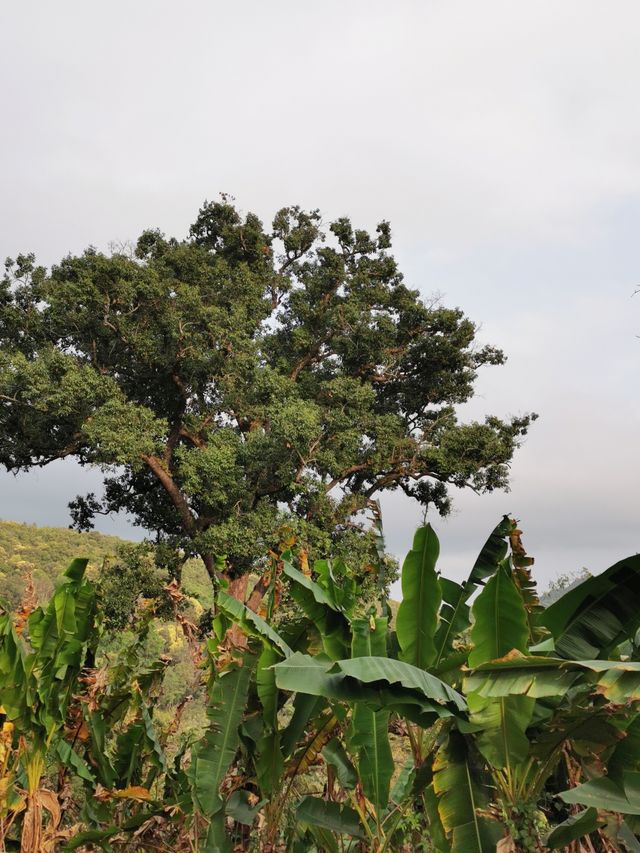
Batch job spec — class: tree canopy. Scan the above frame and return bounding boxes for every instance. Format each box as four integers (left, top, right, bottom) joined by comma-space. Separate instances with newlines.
0, 198, 535, 581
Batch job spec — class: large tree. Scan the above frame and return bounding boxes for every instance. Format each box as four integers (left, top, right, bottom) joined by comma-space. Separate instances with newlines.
0, 199, 534, 583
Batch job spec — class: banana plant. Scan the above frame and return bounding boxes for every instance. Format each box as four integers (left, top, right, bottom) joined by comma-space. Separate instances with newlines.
214, 536, 468, 850
0, 561, 198, 851
268, 520, 640, 852
0, 558, 98, 851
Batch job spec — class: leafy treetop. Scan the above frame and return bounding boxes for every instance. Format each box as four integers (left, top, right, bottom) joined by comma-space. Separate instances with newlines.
0, 198, 535, 581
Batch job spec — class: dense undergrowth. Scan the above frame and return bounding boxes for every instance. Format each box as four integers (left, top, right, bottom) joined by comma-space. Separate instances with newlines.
1, 518, 640, 852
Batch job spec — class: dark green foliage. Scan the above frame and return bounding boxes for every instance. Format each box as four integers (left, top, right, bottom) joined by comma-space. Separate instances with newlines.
0, 200, 535, 582
96, 543, 169, 629
540, 554, 640, 659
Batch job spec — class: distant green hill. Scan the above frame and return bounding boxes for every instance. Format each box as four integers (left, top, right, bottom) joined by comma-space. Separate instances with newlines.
0, 519, 128, 608
0, 519, 216, 612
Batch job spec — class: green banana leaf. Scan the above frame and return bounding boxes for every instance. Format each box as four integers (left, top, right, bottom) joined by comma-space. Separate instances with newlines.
349, 617, 393, 810
540, 554, 640, 659
609, 714, 640, 782
337, 656, 466, 712
283, 560, 350, 659
349, 707, 393, 810
114, 721, 148, 787
87, 710, 117, 788
190, 657, 252, 818
0, 616, 28, 722
61, 809, 164, 851
388, 757, 415, 807
423, 782, 449, 851
468, 560, 529, 667
296, 796, 365, 839
473, 692, 534, 768
434, 516, 512, 668
545, 807, 603, 849
396, 525, 441, 670
605, 819, 640, 853
561, 771, 640, 815
323, 737, 357, 789
315, 558, 356, 614
283, 560, 341, 610
225, 789, 265, 826
217, 590, 292, 657
55, 739, 95, 784
255, 644, 284, 795
282, 693, 326, 758
432, 731, 501, 852
466, 654, 640, 701
203, 810, 232, 853
25, 557, 96, 736
272, 652, 463, 727
467, 559, 534, 769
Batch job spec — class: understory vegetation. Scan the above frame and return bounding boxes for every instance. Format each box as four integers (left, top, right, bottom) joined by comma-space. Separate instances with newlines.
1, 517, 639, 852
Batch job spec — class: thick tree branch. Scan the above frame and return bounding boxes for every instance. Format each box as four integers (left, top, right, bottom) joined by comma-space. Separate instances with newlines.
141, 454, 197, 537
324, 462, 371, 493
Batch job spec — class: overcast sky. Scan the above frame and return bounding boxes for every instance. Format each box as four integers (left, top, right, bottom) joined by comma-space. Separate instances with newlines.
1, 1, 638, 590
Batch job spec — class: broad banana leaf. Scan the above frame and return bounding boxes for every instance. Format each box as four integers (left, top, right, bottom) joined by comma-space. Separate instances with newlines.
139, 699, 168, 777
468, 561, 529, 667
217, 590, 292, 657
396, 525, 441, 670
322, 737, 357, 789
114, 721, 148, 787
561, 771, 640, 815
273, 652, 465, 721
315, 558, 356, 614
423, 780, 449, 852
337, 656, 466, 713
349, 617, 393, 810
434, 516, 512, 668
26, 558, 96, 735
349, 708, 392, 810
544, 808, 603, 849
296, 795, 365, 839
190, 657, 252, 819
468, 693, 534, 769
225, 789, 265, 826
609, 714, 640, 782
61, 810, 163, 851
87, 710, 117, 788
467, 560, 533, 770
388, 758, 415, 808
55, 740, 95, 784
281, 693, 326, 758
466, 654, 640, 701
540, 554, 640, 659
433, 731, 501, 852
0, 615, 28, 722
283, 560, 350, 659
608, 820, 640, 853
204, 810, 232, 853
255, 644, 284, 795
283, 560, 341, 610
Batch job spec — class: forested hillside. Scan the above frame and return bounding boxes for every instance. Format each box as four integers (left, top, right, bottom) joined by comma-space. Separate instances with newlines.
0, 519, 214, 611
0, 519, 126, 608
